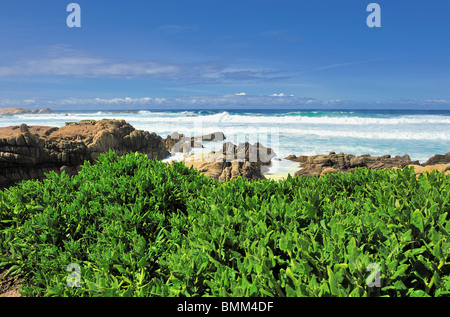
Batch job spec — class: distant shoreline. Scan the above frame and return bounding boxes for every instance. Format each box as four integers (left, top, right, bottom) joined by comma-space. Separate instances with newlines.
0, 107, 53, 116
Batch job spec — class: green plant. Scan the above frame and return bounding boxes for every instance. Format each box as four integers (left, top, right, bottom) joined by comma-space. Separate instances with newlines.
0, 151, 449, 297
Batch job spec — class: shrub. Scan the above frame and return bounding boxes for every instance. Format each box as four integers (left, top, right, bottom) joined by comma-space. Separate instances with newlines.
0, 150, 449, 297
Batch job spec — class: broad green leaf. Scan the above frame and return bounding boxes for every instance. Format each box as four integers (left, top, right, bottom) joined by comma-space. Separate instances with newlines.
410, 209, 424, 233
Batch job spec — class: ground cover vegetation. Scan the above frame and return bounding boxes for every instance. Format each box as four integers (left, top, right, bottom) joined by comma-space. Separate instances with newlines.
0, 150, 449, 297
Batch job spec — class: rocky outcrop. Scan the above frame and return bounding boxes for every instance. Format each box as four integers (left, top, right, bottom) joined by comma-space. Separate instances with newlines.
421, 153, 450, 166
183, 141, 276, 181
403, 152, 450, 176
31, 108, 54, 114
164, 132, 202, 153
286, 151, 420, 177
0, 107, 54, 116
164, 131, 225, 153
406, 163, 450, 176
0, 120, 169, 187
284, 154, 309, 164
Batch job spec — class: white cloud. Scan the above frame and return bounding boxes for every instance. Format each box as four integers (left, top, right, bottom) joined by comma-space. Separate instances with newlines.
0, 56, 180, 79
297, 57, 391, 74
2, 95, 450, 110
0, 50, 290, 84
235, 92, 246, 96
0, 95, 331, 109
270, 93, 285, 97
78, 97, 158, 105
423, 99, 450, 104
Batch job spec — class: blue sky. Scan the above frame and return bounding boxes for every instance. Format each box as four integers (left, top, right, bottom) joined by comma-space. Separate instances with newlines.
0, 0, 449, 110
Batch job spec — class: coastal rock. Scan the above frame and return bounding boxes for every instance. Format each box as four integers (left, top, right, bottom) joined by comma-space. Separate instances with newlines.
198, 131, 226, 142
320, 167, 338, 176
31, 108, 54, 114
421, 153, 450, 166
284, 154, 308, 163
286, 152, 420, 177
164, 132, 184, 152
164, 132, 203, 153
183, 141, 276, 181
0, 119, 169, 187
407, 163, 450, 176
164, 131, 225, 153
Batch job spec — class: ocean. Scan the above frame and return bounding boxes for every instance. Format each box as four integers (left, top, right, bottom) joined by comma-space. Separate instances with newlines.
1, 108, 449, 179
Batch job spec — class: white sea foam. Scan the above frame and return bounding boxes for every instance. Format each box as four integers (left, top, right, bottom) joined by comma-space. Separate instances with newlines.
1, 110, 448, 164
7, 110, 450, 125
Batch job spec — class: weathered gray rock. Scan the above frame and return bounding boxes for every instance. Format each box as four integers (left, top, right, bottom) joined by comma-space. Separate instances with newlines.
31, 108, 54, 114
164, 131, 225, 153
422, 153, 450, 166
183, 141, 276, 181
285, 152, 420, 177
284, 154, 309, 163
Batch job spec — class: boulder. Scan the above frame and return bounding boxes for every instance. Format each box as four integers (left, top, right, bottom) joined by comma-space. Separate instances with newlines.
422, 153, 450, 166
183, 141, 276, 181
197, 131, 226, 142
164, 132, 203, 153
320, 167, 338, 176
408, 163, 450, 176
286, 152, 420, 177
31, 108, 54, 114
0, 120, 169, 187
284, 154, 308, 163
163, 131, 225, 154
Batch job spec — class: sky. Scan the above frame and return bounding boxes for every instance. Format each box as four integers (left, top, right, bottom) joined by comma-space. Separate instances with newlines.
0, 0, 450, 110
